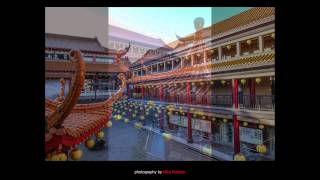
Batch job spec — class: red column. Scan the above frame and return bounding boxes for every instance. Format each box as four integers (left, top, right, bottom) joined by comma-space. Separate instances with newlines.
159, 85, 164, 132
233, 79, 240, 154
186, 82, 193, 143
250, 78, 256, 106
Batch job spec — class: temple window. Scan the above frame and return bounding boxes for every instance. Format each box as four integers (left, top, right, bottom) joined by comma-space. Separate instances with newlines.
194, 53, 204, 65
221, 43, 237, 59
263, 33, 275, 51
240, 38, 259, 55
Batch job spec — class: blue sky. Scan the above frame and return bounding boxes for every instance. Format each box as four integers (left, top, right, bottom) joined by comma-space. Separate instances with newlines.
46, 7, 251, 46
109, 7, 251, 43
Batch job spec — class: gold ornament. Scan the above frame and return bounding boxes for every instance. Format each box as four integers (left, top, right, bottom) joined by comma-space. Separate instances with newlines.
240, 79, 246, 85
106, 121, 112, 128
202, 146, 212, 156
162, 133, 172, 141
234, 153, 246, 161
258, 124, 264, 129
70, 148, 83, 161
134, 122, 143, 129
85, 139, 95, 149
96, 131, 104, 139
256, 144, 267, 154
256, 78, 262, 84
51, 152, 67, 161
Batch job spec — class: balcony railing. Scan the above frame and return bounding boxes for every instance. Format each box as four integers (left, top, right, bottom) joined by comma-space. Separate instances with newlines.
239, 95, 275, 111
129, 92, 274, 111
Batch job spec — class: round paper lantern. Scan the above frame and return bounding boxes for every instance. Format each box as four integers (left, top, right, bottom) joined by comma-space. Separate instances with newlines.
96, 131, 104, 139
227, 45, 231, 50
134, 122, 143, 129
212, 117, 216, 121
234, 153, 246, 161
202, 116, 206, 120
51, 152, 67, 161
258, 124, 264, 129
106, 121, 112, 128
162, 133, 172, 141
242, 122, 248, 127
70, 148, 83, 161
202, 146, 212, 156
256, 77, 262, 84
240, 79, 246, 85
223, 119, 228, 123
210, 81, 214, 85
246, 39, 252, 45
140, 116, 145, 120
221, 80, 226, 85
85, 139, 95, 149
271, 33, 275, 39
256, 144, 267, 154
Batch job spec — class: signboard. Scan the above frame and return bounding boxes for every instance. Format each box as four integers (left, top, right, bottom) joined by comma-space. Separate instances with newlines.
240, 127, 263, 145
169, 115, 211, 133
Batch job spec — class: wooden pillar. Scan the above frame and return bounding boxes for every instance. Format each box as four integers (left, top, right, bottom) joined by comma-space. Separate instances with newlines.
218, 47, 222, 60
191, 54, 194, 66
259, 35, 263, 52
236, 42, 240, 57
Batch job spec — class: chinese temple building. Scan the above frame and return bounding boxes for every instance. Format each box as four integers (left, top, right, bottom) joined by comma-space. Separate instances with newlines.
45, 33, 130, 101
127, 7, 275, 160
